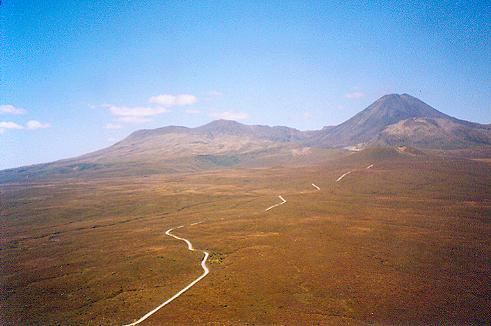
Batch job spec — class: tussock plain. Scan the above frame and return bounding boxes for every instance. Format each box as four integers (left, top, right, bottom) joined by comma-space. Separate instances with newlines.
1, 149, 491, 324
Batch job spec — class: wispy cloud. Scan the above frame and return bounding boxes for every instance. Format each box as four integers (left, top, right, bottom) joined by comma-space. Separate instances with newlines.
102, 101, 247, 124
303, 112, 313, 119
0, 104, 26, 115
0, 104, 51, 134
0, 120, 51, 133
26, 120, 51, 129
100, 104, 169, 123
345, 91, 365, 99
0, 121, 24, 133
100, 92, 198, 127
210, 111, 249, 121
148, 94, 197, 106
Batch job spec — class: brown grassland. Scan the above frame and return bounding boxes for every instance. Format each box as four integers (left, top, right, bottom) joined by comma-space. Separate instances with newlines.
1, 150, 490, 325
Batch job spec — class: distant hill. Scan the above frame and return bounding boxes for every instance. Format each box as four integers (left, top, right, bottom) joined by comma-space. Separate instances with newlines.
1, 94, 490, 183
0, 120, 336, 182
75, 119, 307, 165
307, 93, 491, 149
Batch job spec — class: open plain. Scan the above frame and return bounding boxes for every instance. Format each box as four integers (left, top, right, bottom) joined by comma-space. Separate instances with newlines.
1, 148, 490, 325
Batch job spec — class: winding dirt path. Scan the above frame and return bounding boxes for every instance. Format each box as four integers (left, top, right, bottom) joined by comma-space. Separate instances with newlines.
124, 162, 376, 324
336, 163, 374, 182
123, 224, 209, 326
265, 195, 287, 211
336, 171, 352, 182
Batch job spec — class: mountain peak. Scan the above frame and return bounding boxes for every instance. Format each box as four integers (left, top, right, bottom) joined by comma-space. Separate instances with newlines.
376, 93, 419, 102
381, 92, 412, 97
379, 93, 402, 98
196, 119, 248, 135
200, 119, 245, 128
370, 93, 446, 118
308, 93, 455, 148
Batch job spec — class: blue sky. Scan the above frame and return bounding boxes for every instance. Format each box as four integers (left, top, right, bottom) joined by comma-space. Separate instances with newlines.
1, 0, 490, 169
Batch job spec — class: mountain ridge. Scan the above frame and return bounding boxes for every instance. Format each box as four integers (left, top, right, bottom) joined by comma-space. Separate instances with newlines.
117, 94, 491, 151
1, 93, 490, 182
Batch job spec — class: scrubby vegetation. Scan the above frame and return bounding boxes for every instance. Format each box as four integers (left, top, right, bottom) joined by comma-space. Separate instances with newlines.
1, 151, 490, 324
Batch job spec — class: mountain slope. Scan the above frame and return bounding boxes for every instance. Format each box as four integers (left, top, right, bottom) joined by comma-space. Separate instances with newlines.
2, 94, 490, 183
0, 120, 328, 183
77, 120, 306, 164
378, 116, 491, 148
308, 94, 491, 149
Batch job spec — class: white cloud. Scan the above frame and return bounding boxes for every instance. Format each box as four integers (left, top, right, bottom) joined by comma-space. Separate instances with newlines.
148, 94, 197, 106
303, 112, 313, 119
105, 123, 123, 129
100, 104, 169, 123
345, 91, 365, 99
210, 111, 249, 121
0, 121, 24, 131
0, 105, 51, 134
0, 104, 26, 115
26, 120, 51, 130
185, 109, 201, 114
0, 120, 51, 133
26, 120, 51, 129
98, 93, 197, 128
